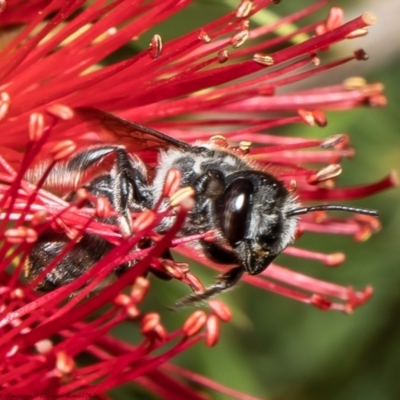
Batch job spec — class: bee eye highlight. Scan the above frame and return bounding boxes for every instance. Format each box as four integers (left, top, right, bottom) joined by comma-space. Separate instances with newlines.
216, 178, 253, 245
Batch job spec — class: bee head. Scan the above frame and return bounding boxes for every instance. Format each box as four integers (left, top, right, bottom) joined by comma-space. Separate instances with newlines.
214, 170, 379, 276
215, 171, 299, 275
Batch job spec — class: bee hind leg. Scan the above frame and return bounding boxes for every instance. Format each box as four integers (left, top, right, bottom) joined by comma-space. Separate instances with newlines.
68, 145, 151, 237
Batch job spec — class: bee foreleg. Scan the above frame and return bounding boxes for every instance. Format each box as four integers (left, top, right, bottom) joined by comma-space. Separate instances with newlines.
169, 266, 243, 311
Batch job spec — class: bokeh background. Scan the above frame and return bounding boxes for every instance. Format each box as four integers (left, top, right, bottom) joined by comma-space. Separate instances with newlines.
110, 1, 400, 398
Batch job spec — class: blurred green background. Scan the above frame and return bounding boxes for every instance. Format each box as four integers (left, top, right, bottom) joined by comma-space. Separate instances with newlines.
110, 1, 400, 399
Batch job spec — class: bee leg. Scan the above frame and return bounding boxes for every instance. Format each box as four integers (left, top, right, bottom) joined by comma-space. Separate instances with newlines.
68, 145, 151, 236
169, 266, 243, 311
67, 145, 129, 174
200, 241, 238, 264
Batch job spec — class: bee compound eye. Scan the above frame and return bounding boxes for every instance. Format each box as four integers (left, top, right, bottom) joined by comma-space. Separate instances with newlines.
216, 178, 253, 245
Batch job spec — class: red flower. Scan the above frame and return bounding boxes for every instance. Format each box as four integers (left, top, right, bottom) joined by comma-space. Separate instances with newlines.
0, 0, 395, 398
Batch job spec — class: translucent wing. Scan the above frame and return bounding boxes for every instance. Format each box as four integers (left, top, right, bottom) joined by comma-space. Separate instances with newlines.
75, 107, 192, 152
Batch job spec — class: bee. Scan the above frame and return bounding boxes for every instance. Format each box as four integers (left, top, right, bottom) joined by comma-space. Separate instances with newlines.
25, 108, 379, 309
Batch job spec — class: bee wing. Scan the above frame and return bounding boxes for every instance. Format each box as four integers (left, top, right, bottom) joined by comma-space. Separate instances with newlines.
75, 107, 193, 152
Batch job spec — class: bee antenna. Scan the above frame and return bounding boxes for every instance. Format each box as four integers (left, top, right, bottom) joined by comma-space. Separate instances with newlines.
287, 204, 379, 217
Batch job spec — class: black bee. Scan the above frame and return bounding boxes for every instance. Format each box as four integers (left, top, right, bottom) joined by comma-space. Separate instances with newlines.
25, 108, 379, 309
